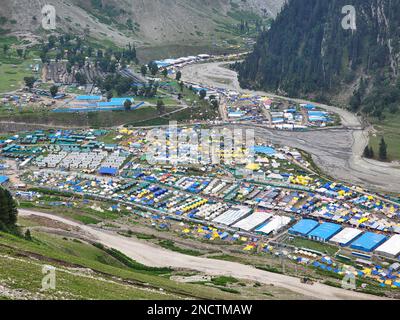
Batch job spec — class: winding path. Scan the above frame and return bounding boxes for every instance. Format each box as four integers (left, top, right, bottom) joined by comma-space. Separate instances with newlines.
20, 209, 385, 300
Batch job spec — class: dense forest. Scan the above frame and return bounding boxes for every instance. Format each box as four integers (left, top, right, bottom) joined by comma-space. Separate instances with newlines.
0, 187, 18, 233
238, 0, 400, 118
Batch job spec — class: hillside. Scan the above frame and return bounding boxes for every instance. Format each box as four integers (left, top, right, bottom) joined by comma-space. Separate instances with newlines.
1, 0, 284, 59
238, 0, 400, 118
0, 228, 239, 300
0, 210, 308, 300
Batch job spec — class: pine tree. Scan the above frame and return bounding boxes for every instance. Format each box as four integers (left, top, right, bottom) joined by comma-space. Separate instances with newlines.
379, 137, 388, 161
141, 65, 147, 77
156, 99, 165, 115
363, 146, 371, 158
5, 189, 17, 226
369, 146, 374, 159
25, 229, 32, 241
124, 99, 132, 111
0, 188, 18, 232
50, 85, 59, 97
199, 89, 207, 100
0, 188, 8, 229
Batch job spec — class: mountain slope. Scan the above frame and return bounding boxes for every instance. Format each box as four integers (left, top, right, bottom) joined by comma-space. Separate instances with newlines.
0, 228, 241, 300
239, 0, 400, 116
1, 0, 284, 58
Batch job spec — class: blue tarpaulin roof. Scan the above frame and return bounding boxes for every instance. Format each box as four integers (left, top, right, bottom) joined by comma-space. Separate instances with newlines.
111, 98, 134, 103
350, 232, 388, 252
155, 61, 171, 68
304, 104, 316, 110
252, 146, 276, 156
289, 219, 319, 236
97, 98, 134, 107
76, 95, 102, 101
308, 222, 342, 241
0, 176, 9, 184
97, 101, 124, 107
98, 167, 118, 175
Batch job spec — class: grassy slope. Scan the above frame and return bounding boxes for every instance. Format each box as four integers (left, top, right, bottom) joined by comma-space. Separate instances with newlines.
0, 229, 238, 300
0, 36, 38, 93
369, 112, 400, 161
0, 106, 177, 128
0, 78, 217, 127
286, 237, 338, 256
0, 252, 173, 300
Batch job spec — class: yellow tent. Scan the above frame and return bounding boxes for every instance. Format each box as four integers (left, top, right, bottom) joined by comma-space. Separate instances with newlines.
243, 245, 255, 251
358, 217, 369, 224
246, 163, 260, 171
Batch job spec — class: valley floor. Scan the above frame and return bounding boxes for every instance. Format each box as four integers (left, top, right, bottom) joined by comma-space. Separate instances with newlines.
181, 62, 400, 194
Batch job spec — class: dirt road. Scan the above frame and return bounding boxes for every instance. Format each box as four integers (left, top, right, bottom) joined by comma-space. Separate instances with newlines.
19, 209, 384, 300
181, 62, 400, 193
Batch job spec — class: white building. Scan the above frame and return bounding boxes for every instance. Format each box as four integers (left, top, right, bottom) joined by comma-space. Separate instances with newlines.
329, 227, 363, 246
375, 235, 400, 258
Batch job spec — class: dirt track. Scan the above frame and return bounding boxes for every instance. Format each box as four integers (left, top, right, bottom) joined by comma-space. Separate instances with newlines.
20, 209, 385, 300
181, 62, 400, 193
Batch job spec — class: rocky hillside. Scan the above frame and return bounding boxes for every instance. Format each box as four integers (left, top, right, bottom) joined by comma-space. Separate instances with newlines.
1, 0, 284, 59
239, 0, 400, 117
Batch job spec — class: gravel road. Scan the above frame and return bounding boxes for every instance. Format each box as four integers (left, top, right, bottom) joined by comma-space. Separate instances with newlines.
20, 209, 385, 300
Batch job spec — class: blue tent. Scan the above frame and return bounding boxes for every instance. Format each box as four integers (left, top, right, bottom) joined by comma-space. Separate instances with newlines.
0, 176, 9, 184
98, 167, 118, 176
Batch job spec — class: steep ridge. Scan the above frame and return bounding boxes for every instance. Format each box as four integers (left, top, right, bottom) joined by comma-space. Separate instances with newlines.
239, 0, 400, 115
1, 0, 284, 57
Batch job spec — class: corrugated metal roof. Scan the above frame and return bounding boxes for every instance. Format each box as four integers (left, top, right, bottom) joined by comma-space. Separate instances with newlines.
329, 227, 363, 245
375, 235, 400, 257
350, 232, 388, 252
308, 222, 342, 241
289, 219, 319, 236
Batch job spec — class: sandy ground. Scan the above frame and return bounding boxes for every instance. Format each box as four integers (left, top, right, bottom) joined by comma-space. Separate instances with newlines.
181, 62, 400, 193
19, 209, 385, 300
